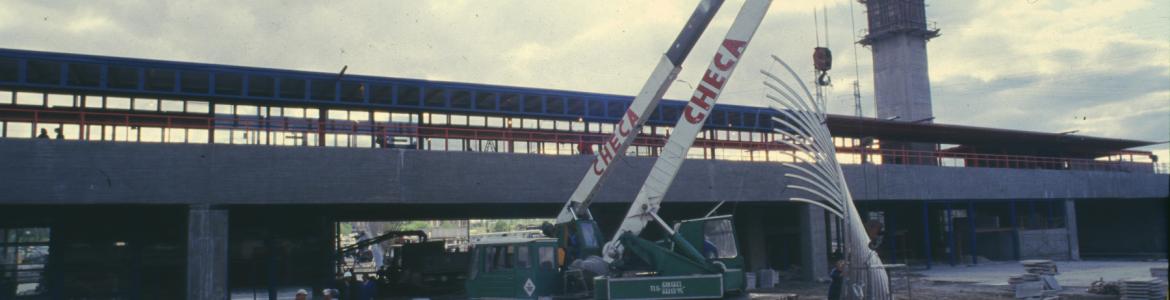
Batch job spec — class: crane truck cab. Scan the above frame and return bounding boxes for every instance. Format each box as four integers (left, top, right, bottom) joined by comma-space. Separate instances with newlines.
465, 237, 561, 299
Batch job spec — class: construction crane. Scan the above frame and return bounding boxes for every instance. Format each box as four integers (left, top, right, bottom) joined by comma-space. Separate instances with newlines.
466, 1, 771, 299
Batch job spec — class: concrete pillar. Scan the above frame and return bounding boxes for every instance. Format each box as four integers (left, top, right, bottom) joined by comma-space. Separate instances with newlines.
187, 204, 229, 300
742, 210, 768, 271
1064, 199, 1081, 261
799, 204, 829, 281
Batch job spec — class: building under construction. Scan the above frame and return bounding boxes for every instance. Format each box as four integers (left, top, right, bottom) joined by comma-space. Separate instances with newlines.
0, 0, 1166, 299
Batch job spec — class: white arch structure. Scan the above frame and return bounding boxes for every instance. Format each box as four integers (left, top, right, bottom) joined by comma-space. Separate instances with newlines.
762, 55, 890, 300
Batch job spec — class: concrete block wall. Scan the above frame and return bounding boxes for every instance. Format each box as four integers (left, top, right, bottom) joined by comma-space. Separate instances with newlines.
1017, 228, 1070, 260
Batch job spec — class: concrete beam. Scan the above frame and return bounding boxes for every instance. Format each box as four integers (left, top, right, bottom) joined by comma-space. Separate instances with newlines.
187, 204, 228, 300
0, 140, 1165, 205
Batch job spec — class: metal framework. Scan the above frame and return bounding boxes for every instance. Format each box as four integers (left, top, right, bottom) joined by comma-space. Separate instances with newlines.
0, 48, 774, 131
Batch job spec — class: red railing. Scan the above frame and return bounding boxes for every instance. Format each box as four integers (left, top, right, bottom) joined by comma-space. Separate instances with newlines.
0, 107, 1155, 173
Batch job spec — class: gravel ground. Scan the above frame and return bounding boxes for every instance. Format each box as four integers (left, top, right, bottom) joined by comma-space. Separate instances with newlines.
747, 260, 1168, 300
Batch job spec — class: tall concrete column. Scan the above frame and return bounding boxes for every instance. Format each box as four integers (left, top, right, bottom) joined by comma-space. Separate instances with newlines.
741, 210, 769, 271
799, 204, 829, 281
1064, 199, 1080, 261
188, 204, 229, 300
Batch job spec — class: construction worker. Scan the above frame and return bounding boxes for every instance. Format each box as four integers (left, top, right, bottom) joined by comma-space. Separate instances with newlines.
828, 258, 847, 300
322, 288, 338, 300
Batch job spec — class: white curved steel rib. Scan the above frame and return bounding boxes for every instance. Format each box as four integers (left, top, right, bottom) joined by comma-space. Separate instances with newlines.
764, 55, 891, 299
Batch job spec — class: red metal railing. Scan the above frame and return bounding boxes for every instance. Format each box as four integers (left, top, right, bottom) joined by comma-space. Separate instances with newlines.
0, 107, 1155, 173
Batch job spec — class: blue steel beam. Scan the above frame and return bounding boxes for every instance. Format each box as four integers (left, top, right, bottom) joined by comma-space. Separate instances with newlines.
922, 201, 931, 269
968, 200, 977, 265
946, 201, 956, 266
0, 48, 773, 131
1010, 200, 1020, 260
1029, 200, 1037, 229
885, 209, 896, 264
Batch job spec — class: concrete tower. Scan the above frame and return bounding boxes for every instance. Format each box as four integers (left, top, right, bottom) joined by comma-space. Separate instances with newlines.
860, 0, 939, 123
860, 0, 939, 164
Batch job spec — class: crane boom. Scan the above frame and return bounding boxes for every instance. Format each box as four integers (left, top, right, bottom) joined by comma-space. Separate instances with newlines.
555, 0, 727, 224
603, 0, 771, 261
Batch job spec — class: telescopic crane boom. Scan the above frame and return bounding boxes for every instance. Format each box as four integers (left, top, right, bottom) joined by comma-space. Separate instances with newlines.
555, 0, 727, 225
601, 0, 771, 262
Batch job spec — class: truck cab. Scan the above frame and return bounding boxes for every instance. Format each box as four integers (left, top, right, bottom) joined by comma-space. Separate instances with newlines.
465, 238, 560, 299
675, 215, 746, 293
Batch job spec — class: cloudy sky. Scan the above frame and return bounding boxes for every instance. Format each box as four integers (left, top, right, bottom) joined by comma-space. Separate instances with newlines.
1, 0, 1167, 158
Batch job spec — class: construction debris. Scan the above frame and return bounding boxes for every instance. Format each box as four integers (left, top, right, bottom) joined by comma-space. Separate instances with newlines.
1088, 278, 1121, 295
1119, 277, 1165, 300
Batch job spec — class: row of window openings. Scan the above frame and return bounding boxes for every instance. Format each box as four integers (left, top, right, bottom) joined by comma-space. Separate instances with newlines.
6, 60, 779, 129
0, 124, 890, 165
0, 91, 878, 147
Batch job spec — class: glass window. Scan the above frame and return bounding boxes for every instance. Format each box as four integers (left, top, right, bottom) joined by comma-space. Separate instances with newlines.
0, 90, 11, 105
516, 246, 530, 269
486, 117, 503, 128
449, 114, 467, 126
328, 109, 348, 120
578, 223, 598, 248
160, 100, 184, 112
214, 104, 233, 115
431, 113, 448, 125
284, 107, 305, 118
540, 120, 554, 130
6, 122, 31, 138
106, 97, 131, 110
373, 111, 390, 122
0, 227, 51, 297
469, 247, 481, 278
349, 110, 369, 122
15, 92, 43, 106
140, 127, 163, 143
483, 246, 497, 272
187, 128, 208, 143
133, 98, 158, 111
522, 119, 537, 129
187, 101, 209, 114
47, 94, 73, 108
702, 219, 738, 259
306, 108, 320, 119
538, 246, 555, 269
469, 115, 485, 127
391, 113, 413, 123
504, 246, 515, 268
236, 105, 258, 116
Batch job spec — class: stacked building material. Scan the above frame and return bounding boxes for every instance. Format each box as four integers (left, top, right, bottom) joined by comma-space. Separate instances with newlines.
1120, 277, 1164, 300
1011, 260, 1061, 299
1021, 260, 1058, 275
756, 269, 779, 289
1009, 274, 1040, 285
1151, 267, 1167, 290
